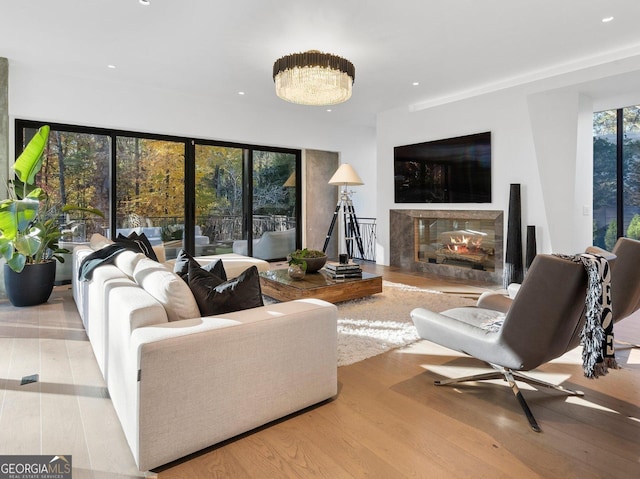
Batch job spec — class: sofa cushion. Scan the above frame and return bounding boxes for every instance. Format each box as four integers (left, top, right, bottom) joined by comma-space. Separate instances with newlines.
188, 263, 264, 316
133, 258, 200, 322
173, 249, 227, 282
114, 249, 147, 278
117, 232, 159, 262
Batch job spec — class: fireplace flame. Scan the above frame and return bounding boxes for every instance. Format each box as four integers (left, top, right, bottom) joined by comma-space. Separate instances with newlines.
447, 234, 483, 253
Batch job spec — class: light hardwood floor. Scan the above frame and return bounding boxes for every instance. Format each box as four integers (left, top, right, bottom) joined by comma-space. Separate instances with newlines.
1, 264, 639, 478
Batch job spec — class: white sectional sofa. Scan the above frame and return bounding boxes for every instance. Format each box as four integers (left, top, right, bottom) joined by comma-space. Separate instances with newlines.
71, 241, 338, 471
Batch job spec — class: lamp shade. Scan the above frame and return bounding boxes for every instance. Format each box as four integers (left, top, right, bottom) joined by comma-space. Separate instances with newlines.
328, 163, 364, 186
283, 172, 296, 187
273, 50, 355, 106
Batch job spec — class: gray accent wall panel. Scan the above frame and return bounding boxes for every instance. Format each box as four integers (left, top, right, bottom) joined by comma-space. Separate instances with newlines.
305, 150, 339, 258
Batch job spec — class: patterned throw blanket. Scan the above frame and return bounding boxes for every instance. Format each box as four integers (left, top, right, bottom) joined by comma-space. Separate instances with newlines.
556, 253, 617, 378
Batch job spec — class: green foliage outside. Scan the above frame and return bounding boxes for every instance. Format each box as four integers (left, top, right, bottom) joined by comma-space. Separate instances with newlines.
626, 214, 640, 240
1, 126, 103, 272
593, 106, 640, 249
32, 127, 298, 244
604, 219, 618, 251
35, 129, 110, 238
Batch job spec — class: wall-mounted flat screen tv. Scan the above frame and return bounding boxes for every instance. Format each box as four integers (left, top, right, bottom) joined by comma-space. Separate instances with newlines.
394, 132, 491, 203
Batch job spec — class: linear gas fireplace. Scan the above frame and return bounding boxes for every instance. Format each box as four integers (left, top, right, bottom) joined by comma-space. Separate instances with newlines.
390, 209, 503, 284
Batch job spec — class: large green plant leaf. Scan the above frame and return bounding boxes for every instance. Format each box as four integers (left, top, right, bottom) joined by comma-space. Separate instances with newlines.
0, 198, 39, 240
0, 200, 17, 239
1, 124, 105, 272
15, 234, 41, 257
7, 254, 26, 273
0, 240, 14, 261
13, 125, 50, 186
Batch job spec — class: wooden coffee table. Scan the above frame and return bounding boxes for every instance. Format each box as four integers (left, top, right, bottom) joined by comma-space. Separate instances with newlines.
260, 268, 382, 303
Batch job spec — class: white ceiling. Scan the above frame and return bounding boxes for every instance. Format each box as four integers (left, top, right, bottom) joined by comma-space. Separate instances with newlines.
3, 0, 640, 127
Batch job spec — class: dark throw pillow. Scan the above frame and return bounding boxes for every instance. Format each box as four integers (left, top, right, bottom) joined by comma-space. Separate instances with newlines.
188, 263, 263, 316
173, 249, 227, 282
116, 232, 159, 262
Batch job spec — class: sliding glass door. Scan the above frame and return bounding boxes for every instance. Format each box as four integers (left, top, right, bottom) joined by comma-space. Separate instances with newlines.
16, 120, 301, 262
115, 136, 186, 258
17, 126, 111, 242
250, 150, 298, 259
194, 144, 300, 260
193, 144, 244, 255
593, 106, 640, 249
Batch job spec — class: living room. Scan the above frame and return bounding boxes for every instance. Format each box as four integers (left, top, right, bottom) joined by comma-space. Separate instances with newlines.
2, 1, 640, 478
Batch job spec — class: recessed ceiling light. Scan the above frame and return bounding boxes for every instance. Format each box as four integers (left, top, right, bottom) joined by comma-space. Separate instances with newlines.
238, 91, 245, 95
412, 82, 420, 86
139, 0, 151, 5
107, 64, 116, 69
326, 109, 332, 113
602, 16, 614, 23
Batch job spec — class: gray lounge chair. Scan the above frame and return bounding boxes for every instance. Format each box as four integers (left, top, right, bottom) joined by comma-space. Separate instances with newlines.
410, 253, 602, 432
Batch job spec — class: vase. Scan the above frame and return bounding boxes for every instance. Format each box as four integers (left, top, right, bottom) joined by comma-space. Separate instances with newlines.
504, 184, 523, 288
525, 225, 537, 273
4, 261, 56, 307
288, 264, 306, 280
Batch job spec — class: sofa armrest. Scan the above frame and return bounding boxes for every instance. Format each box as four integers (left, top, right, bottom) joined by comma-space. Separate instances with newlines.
127, 299, 337, 470
72, 245, 94, 325
232, 239, 259, 256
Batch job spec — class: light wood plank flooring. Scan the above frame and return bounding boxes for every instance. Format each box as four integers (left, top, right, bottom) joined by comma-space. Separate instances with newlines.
1, 264, 639, 478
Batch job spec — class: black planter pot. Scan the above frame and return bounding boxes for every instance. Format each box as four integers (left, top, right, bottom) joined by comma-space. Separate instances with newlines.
4, 261, 56, 307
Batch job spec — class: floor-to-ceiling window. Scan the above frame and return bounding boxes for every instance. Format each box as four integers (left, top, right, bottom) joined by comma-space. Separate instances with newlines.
194, 144, 244, 254
116, 137, 186, 228
250, 149, 297, 242
193, 143, 299, 259
16, 125, 111, 242
593, 106, 640, 250
115, 136, 187, 257
15, 120, 301, 260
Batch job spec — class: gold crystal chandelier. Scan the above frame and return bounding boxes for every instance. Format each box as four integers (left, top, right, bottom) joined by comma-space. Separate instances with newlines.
273, 50, 355, 106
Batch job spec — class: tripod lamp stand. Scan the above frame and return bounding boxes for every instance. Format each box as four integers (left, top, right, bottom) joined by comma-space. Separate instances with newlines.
322, 163, 365, 259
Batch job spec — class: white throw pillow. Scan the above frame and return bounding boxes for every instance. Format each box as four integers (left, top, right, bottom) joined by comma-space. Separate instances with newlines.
133, 258, 200, 322
89, 233, 113, 250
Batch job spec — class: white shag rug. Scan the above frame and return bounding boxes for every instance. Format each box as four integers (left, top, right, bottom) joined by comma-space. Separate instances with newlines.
335, 281, 476, 366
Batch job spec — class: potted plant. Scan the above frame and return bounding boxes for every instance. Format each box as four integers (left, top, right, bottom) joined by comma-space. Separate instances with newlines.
0, 125, 104, 306
289, 248, 327, 273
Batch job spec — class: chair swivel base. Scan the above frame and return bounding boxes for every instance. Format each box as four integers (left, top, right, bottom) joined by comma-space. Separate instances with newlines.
615, 339, 639, 350
434, 365, 584, 432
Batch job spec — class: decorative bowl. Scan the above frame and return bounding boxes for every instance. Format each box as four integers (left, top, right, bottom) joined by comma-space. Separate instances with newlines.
288, 252, 328, 273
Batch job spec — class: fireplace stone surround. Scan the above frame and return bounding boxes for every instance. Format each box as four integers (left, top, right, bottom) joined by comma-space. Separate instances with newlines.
390, 209, 503, 284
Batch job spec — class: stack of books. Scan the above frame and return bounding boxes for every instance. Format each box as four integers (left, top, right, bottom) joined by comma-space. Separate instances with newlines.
323, 261, 362, 280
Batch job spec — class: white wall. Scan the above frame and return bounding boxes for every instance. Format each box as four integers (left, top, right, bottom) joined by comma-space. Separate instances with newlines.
375, 56, 640, 265
8, 55, 640, 269
6, 62, 377, 219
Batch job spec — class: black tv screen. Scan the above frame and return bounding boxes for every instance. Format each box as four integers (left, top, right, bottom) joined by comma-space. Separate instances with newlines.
394, 132, 491, 203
